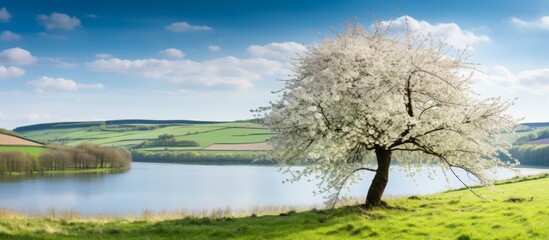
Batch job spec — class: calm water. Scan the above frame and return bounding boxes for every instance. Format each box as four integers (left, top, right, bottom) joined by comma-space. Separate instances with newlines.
0, 162, 547, 216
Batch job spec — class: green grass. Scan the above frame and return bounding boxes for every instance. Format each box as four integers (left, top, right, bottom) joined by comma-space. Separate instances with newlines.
0, 145, 46, 156
1, 175, 548, 239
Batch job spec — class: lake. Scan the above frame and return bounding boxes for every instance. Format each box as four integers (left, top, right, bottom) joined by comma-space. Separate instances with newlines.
0, 162, 547, 216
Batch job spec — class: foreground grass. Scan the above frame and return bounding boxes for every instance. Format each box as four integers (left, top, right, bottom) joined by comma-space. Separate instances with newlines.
1, 175, 548, 240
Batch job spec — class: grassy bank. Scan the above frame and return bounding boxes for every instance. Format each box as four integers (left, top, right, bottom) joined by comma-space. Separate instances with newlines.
0, 167, 128, 178
1, 175, 548, 239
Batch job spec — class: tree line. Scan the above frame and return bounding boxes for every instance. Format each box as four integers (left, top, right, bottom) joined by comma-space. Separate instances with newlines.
132, 134, 199, 149
131, 150, 272, 165
0, 142, 131, 174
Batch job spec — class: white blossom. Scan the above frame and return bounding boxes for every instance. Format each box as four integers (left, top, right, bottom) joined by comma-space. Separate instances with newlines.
258, 21, 518, 206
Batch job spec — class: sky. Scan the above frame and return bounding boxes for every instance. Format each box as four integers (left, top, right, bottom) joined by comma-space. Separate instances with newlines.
0, 0, 548, 129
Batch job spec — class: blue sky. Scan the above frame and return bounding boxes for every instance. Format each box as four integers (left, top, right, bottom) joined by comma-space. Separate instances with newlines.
1, 0, 548, 129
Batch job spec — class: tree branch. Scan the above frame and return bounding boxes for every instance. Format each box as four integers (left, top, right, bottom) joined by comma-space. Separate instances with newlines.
402, 139, 485, 199
328, 167, 377, 208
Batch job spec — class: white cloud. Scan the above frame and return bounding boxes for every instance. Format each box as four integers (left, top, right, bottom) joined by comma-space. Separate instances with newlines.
511, 16, 549, 30
41, 57, 78, 68
79, 83, 105, 90
0, 8, 11, 22
378, 15, 490, 50
95, 53, 114, 59
166, 21, 212, 32
153, 89, 189, 96
0, 112, 5, 121
208, 45, 221, 52
87, 56, 285, 89
28, 76, 104, 91
38, 32, 66, 40
0, 65, 25, 79
477, 65, 549, 94
0, 47, 36, 65
159, 48, 185, 59
37, 12, 81, 30
0, 31, 20, 41
247, 42, 307, 60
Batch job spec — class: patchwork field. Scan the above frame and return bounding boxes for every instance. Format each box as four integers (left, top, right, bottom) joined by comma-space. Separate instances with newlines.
0, 133, 46, 156
12, 120, 549, 165
0, 133, 43, 147
14, 121, 272, 158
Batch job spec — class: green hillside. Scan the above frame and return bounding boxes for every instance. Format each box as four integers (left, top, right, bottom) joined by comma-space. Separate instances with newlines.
14, 120, 549, 165
15, 120, 272, 163
17, 121, 549, 150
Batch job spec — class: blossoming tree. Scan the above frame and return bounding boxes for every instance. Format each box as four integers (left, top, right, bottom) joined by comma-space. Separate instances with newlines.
260, 22, 517, 208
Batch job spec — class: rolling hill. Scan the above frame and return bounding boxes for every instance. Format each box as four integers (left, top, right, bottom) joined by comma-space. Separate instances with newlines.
12, 120, 549, 165
13, 120, 272, 163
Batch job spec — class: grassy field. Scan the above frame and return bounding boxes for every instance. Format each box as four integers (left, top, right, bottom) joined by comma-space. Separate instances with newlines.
20, 122, 271, 150
16, 121, 271, 156
18, 121, 549, 151
13, 120, 549, 165
0, 174, 547, 239
0, 145, 46, 156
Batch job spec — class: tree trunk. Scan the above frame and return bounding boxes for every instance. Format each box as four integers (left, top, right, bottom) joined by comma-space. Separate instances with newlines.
365, 147, 392, 208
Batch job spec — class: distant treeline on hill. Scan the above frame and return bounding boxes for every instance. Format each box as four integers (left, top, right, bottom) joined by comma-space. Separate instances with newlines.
13, 119, 226, 132
0, 143, 131, 174
133, 134, 199, 149
131, 150, 273, 165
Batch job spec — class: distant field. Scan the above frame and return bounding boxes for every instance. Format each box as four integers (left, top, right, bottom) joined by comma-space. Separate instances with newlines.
501, 125, 549, 142
0, 133, 46, 156
18, 121, 549, 150
0, 145, 46, 155
16, 121, 272, 158
0, 133, 43, 146
15, 120, 548, 165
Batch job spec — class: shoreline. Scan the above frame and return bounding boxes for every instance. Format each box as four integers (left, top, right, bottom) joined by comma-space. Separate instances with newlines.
1, 173, 547, 220
0, 167, 130, 178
